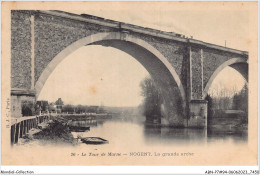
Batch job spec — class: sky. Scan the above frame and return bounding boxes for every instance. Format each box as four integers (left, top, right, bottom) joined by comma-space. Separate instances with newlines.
38, 7, 248, 106
38, 46, 149, 106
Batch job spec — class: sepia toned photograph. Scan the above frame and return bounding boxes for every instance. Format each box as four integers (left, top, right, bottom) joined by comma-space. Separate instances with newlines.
1, 1, 258, 168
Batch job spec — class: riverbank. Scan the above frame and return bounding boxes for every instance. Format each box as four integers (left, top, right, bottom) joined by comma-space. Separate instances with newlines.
18, 117, 77, 146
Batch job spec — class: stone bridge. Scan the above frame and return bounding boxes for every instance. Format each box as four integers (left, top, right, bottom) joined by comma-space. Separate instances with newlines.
11, 10, 248, 128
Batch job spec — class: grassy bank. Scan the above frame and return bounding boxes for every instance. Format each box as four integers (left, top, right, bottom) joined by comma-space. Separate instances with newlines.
22, 117, 77, 146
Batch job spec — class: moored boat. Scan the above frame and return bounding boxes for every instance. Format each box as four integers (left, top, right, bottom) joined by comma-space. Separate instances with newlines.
81, 137, 108, 144
69, 126, 90, 132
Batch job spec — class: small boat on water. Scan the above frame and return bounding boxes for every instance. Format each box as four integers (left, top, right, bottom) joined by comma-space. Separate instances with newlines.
69, 126, 90, 132
81, 137, 109, 145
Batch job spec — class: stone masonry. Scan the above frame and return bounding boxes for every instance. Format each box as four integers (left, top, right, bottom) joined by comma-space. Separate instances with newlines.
11, 10, 248, 128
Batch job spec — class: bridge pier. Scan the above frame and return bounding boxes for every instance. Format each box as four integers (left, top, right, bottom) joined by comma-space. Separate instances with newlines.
186, 46, 208, 128
11, 89, 36, 118
188, 100, 208, 128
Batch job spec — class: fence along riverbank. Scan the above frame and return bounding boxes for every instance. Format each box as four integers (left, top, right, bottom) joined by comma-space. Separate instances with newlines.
10, 114, 51, 145
10, 113, 111, 145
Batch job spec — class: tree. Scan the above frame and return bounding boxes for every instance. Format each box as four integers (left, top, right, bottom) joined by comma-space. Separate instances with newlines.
21, 100, 34, 116
233, 84, 248, 113
36, 101, 49, 113
55, 98, 64, 106
48, 102, 56, 113
62, 104, 74, 113
140, 77, 162, 123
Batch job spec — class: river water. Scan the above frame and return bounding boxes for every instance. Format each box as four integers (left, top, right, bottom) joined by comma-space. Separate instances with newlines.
71, 116, 248, 149
11, 115, 249, 165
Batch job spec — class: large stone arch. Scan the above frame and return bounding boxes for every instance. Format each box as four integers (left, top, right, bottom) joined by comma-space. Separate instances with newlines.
202, 57, 248, 99
35, 32, 187, 125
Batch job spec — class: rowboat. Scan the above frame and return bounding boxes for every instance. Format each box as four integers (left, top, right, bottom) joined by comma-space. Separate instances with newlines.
81, 137, 108, 144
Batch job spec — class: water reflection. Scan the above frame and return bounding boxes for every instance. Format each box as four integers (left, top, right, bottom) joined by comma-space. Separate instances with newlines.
144, 125, 207, 145
207, 128, 248, 143
71, 116, 247, 147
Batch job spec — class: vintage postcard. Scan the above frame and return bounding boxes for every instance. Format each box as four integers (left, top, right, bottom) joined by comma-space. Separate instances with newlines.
1, 1, 258, 168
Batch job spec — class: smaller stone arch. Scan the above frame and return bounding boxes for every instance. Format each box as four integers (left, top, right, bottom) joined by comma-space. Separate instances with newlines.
202, 57, 248, 99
